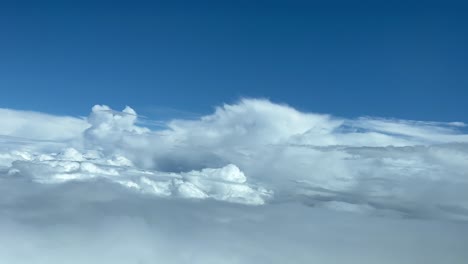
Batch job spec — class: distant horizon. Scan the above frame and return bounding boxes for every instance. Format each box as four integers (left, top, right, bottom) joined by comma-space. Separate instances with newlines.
2, 97, 468, 127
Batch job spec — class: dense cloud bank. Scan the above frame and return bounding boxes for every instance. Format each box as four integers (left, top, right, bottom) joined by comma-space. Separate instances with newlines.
1, 99, 468, 263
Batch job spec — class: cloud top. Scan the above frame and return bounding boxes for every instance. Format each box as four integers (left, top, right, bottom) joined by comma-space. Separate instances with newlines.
2, 99, 468, 263
1, 99, 467, 219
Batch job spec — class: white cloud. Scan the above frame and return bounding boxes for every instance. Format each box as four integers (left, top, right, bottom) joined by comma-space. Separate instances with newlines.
1, 99, 468, 263
2, 99, 468, 216
0, 108, 88, 141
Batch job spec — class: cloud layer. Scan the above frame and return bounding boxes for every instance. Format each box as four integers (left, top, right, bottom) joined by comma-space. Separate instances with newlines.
1, 99, 468, 263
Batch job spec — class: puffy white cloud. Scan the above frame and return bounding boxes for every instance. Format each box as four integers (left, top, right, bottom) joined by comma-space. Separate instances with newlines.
1, 99, 468, 263
2, 99, 468, 217
6, 147, 270, 205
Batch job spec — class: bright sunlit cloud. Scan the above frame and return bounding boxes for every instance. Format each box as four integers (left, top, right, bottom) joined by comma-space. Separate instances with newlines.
1, 99, 468, 263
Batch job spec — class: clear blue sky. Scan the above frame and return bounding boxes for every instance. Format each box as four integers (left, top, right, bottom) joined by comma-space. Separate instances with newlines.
1, 0, 467, 121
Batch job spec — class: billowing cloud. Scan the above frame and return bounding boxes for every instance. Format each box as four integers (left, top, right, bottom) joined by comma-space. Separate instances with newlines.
1, 99, 468, 263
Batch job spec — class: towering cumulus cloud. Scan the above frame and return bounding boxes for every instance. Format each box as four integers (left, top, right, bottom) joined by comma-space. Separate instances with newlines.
1, 99, 468, 263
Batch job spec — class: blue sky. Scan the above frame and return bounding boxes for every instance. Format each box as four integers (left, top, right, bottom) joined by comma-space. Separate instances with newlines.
1, 0, 467, 121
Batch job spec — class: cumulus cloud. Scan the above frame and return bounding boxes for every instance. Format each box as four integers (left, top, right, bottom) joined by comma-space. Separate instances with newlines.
1, 99, 468, 263
2, 99, 468, 216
